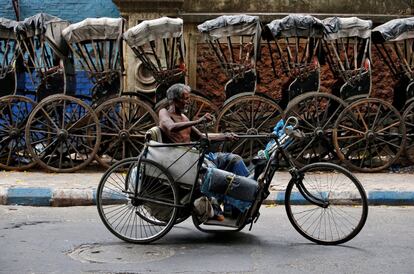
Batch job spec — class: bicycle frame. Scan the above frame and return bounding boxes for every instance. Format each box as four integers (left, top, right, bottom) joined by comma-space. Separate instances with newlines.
125, 126, 329, 231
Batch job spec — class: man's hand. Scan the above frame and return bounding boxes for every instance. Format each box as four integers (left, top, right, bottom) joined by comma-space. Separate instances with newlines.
224, 132, 239, 141
197, 113, 213, 124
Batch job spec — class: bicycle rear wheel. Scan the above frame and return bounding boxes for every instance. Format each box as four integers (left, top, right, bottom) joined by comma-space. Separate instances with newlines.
97, 157, 178, 244
285, 163, 368, 245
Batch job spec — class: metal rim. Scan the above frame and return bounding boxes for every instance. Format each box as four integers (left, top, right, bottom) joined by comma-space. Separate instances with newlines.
0, 95, 37, 171
96, 157, 178, 244
216, 94, 284, 164
25, 94, 101, 172
333, 98, 406, 172
284, 92, 347, 167
94, 96, 158, 168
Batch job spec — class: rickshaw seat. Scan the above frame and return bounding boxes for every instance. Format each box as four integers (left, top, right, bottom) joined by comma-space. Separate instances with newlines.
145, 126, 163, 142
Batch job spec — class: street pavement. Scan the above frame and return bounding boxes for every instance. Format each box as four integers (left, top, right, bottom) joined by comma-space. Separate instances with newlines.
0, 168, 413, 206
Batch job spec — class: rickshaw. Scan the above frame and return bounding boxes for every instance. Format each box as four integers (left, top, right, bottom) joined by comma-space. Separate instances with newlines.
325, 17, 406, 172
21, 13, 101, 172
59, 17, 159, 168
0, 17, 37, 171
123, 17, 217, 130
263, 14, 347, 166
372, 17, 414, 163
96, 118, 368, 245
197, 15, 284, 163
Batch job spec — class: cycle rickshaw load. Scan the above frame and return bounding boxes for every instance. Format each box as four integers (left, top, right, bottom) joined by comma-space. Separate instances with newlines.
197, 14, 262, 98
322, 16, 372, 101
0, 18, 19, 97
372, 17, 414, 164
123, 17, 185, 101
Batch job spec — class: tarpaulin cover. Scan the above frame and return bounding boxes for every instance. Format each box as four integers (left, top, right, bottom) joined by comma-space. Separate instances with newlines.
124, 17, 183, 48
0, 18, 18, 39
372, 17, 414, 42
62, 17, 123, 44
197, 14, 260, 40
201, 167, 258, 212
323, 17, 372, 40
15, 13, 70, 57
267, 14, 324, 38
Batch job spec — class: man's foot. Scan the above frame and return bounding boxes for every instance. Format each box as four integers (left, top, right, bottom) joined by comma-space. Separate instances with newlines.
211, 203, 224, 222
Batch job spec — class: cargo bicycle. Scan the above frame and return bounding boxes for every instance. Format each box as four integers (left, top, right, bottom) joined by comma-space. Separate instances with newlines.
96, 117, 368, 245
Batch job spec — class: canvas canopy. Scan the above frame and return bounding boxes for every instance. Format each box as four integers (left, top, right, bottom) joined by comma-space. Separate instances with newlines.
372, 17, 414, 42
197, 14, 261, 40
323, 17, 372, 40
266, 14, 324, 38
123, 17, 183, 48
62, 17, 123, 44
15, 13, 70, 57
0, 18, 18, 39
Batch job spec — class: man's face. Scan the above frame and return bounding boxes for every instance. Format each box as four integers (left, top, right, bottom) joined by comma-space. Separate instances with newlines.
174, 90, 190, 113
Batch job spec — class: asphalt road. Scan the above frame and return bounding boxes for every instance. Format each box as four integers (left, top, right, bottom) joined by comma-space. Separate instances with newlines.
0, 205, 413, 273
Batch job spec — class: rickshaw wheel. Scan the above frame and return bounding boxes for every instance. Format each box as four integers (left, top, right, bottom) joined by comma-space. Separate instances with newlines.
284, 92, 347, 167
155, 94, 218, 131
403, 101, 414, 163
94, 96, 158, 168
96, 157, 178, 244
333, 98, 406, 172
285, 163, 368, 245
216, 93, 284, 164
0, 95, 37, 171
25, 94, 101, 173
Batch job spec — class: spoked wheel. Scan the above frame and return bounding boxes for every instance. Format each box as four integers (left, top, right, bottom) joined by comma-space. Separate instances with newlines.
403, 101, 414, 163
25, 94, 101, 172
216, 93, 284, 164
155, 94, 218, 131
0, 95, 37, 170
285, 163, 368, 245
285, 92, 347, 167
96, 157, 178, 244
95, 97, 158, 168
333, 98, 406, 172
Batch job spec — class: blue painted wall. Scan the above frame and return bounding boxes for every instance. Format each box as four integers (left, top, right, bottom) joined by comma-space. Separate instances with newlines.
0, 0, 120, 22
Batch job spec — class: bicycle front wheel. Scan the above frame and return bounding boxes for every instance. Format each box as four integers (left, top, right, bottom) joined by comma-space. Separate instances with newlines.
285, 163, 368, 245
97, 158, 178, 244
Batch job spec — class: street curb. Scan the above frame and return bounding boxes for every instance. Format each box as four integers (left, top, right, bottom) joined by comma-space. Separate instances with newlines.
262, 191, 414, 206
0, 187, 97, 207
0, 187, 414, 206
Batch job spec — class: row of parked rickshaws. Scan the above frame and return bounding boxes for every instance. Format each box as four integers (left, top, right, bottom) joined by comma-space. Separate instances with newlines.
0, 13, 413, 173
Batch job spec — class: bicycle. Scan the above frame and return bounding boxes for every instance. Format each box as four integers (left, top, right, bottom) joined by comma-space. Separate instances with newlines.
96, 117, 368, 245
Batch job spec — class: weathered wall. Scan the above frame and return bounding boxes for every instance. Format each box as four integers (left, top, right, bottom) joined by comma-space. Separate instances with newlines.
0, 0, 119, 21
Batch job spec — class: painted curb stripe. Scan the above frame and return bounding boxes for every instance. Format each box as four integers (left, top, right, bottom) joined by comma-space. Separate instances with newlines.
1, 188, 414, 206
7, 188, 52, 206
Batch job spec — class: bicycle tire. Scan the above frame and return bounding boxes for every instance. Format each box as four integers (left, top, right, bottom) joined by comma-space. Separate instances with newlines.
97, 157, 178, 244
285, 162, 368, 245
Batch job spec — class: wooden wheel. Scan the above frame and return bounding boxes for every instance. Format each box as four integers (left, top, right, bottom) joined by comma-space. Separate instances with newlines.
403, 101, 414, 163
333, 98, 406, 172
25, 94, 101, 172
216, 93, 284, 164
94, 96, 158, 168
155, 94, 218, 131
284, 92, 347, 167
0, 95, 37, 170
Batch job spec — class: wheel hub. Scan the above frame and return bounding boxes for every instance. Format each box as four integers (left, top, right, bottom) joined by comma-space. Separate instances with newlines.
119, 130, 130, 141
365, 130, 376, 142
246, 128, 258, 135
314, 127, 324, 137
58, 129, 68, 140
9, 128, 20, 138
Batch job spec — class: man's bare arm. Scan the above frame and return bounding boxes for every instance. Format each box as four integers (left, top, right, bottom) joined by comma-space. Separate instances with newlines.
159, 108, 204, 134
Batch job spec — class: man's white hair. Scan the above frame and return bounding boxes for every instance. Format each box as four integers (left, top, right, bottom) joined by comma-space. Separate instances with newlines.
166, 83, 191, 103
